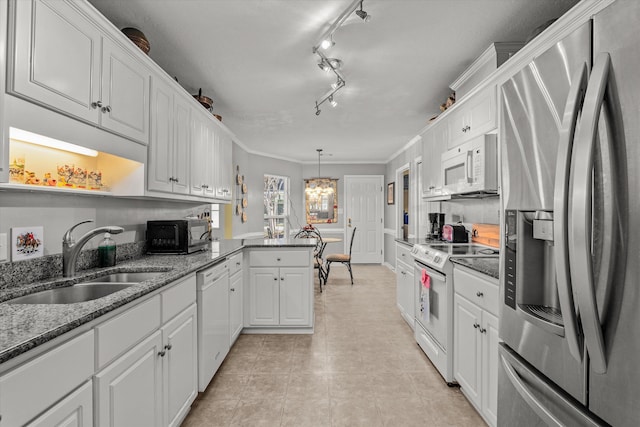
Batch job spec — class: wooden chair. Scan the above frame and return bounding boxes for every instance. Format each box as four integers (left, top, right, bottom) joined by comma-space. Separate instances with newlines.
325, 227, 357, 285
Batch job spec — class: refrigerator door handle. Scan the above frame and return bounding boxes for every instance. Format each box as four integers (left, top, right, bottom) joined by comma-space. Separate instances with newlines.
570, 52, 611, 374
553, 63, 588, 363
500, 354, 563, 427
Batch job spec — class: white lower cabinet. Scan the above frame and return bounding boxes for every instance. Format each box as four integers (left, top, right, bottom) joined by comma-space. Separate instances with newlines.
246, 249, 313, 329
27, 381, 93, 427
395, 243, 415, 329
229, 268, 244, 345
0, 331, 94, 426
94, 330, 164, 427
163, 304, 198, 427
453, 265, 499, 427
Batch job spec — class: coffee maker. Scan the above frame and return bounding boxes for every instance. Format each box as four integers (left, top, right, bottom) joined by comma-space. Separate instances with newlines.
428, 213, 445, 240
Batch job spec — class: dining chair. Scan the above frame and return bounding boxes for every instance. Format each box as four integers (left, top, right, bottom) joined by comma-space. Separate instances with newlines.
294, 227, 327, 292
325, 227, 356, 285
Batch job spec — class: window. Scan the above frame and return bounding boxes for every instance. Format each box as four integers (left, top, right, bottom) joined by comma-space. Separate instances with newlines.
264, 174, 289, 238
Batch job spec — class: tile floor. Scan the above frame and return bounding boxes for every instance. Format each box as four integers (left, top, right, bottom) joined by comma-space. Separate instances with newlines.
182, 264, 486, 427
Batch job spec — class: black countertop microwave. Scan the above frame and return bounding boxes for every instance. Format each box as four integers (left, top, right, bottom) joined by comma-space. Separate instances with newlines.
146, 219, 209, 254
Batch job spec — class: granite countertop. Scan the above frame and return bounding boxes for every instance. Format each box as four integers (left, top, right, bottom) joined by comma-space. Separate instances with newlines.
0, 238, 315, 365
394, 237, 443, 247
451, 257, 500, 279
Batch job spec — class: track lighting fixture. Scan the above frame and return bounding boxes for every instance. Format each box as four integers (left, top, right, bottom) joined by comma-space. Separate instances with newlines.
355, 1, 371, 22
312, 0, 376, 114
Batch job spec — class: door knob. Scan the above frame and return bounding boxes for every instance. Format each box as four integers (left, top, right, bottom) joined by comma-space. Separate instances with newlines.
91, 101, 102, 109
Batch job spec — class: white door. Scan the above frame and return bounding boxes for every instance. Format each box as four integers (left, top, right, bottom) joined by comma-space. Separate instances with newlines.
248, 268, 279, 326
148, 77, 174, 193
453, 294, 482, 407
344, 175, 383, 263
229, 271, 243, 344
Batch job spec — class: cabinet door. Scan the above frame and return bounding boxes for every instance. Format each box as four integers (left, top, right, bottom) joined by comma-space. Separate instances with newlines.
218, 131, 233, 200
148, 77, 174, 193
27, 381, 93, 427
248, 267, 279, 326
95, 330, 163, 427
421, 129, 435, 196
403, 271, 415, 326
100, 37, 150, 144
203, 123, 216, 198
229, 270, 244, 344
12, 0, 101, 123
481, 310, 500, 427
448, 85, 497, 148
163, 304, 197, 427
172, 95, 191, 194
279, 267, 311, 326
454, 294, 482, 407
189, 110, 206, 196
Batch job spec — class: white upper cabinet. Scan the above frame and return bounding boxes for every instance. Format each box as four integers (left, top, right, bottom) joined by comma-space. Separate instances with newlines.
216, 128, 232, 201
422, 120, 447, 198
100, 37, 150, 144
11, 0, 150, 145
12, 0, 101, 123
148, 76, 190, 195
447, 85, 497, 149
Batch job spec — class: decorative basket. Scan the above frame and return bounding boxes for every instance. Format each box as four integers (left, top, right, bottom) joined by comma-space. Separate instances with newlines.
121, 27, 150, 55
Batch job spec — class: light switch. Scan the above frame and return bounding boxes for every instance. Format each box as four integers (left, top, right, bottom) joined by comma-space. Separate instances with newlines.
0, 233, 7, 261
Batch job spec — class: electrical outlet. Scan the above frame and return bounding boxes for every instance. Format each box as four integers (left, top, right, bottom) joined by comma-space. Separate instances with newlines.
0, 233, 7, 261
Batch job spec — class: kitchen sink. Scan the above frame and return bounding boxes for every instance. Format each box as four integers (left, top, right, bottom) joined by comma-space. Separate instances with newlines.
87, 271, 165, 283
6, 283, 135, 304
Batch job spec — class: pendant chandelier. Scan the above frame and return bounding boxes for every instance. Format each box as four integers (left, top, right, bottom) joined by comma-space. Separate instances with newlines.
305, 149, 335, 196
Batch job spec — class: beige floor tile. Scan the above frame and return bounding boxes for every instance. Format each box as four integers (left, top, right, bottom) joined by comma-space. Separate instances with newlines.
282, 399, 332, 427
287, 372, 330, 401
290, 353, 329, 373
217, 354, 257, 374
252, 353, 293, 374
229, 398, 285, 426
242, 373, 290, 400
183, 398, 239, 427
329, 373, 376, 400
199, 373, 250, 401
330, 397, 383, 427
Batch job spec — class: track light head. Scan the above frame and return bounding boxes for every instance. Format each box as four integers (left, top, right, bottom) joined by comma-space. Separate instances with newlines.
320, 37, 334, 50
315, 102, 321, 116
329, 96, 338, 108
355, 1, 371, 21
317, 61, 331, 72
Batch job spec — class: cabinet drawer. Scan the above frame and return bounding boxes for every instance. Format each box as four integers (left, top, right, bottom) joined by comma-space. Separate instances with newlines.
0, 331, 94, 427
229, 251, 243, 276
250, 250, 309, 267
96, 295, 161, 368
396, 243, 412, 264
162, 274, 196, 323
454, 266, 499, 315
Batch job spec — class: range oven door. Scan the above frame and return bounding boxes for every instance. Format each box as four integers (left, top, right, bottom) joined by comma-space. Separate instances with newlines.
414, 261, 447, 348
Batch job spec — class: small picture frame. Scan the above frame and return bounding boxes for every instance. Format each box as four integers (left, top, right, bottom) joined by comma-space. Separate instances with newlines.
12, 226, 44, 261
387, 182, 395, 205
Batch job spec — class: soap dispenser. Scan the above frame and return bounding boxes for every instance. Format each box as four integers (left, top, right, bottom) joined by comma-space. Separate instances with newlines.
98, 232, 117, 267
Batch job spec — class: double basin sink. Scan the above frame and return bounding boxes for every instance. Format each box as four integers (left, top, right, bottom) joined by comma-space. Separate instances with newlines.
6, 271, 166, 305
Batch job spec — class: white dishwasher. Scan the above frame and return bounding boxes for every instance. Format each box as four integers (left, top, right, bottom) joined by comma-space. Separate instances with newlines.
197, 260, 230, 391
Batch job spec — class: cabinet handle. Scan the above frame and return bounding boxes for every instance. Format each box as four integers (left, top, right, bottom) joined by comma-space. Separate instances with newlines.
101, 105, 112, 113
273, 277, 278, 281
476, 291, 484, 297
230, 287, 235, 292
479, 327, 487, 334
158, 350, 166, 357
91, 101, 102, 109
281, 277, 284, 281
473, 323, 480, 329
277, 258, 281, 261
165, 344, 172, 351
174, 178, 179, 183
236, 262, 241, 266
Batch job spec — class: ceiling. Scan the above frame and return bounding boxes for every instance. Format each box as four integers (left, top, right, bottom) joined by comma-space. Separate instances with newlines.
88, 0, 579, 163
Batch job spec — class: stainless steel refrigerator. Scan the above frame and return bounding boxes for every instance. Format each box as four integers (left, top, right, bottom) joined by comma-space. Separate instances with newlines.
498, 0, 639, 425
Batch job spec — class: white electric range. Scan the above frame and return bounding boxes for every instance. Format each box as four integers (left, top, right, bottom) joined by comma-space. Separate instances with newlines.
410, 242, 499, 385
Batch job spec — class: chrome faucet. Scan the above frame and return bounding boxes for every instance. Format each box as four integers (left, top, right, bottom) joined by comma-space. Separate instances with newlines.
62, 219, 124, 277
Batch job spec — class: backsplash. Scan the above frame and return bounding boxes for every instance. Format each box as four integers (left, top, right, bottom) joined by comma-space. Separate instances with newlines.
0, 241, 146, 289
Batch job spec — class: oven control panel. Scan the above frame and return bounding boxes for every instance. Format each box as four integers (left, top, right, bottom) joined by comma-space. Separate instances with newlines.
411, 244, 447, 270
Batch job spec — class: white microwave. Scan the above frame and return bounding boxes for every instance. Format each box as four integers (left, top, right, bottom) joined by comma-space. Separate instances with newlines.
441, 134, 498, 196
